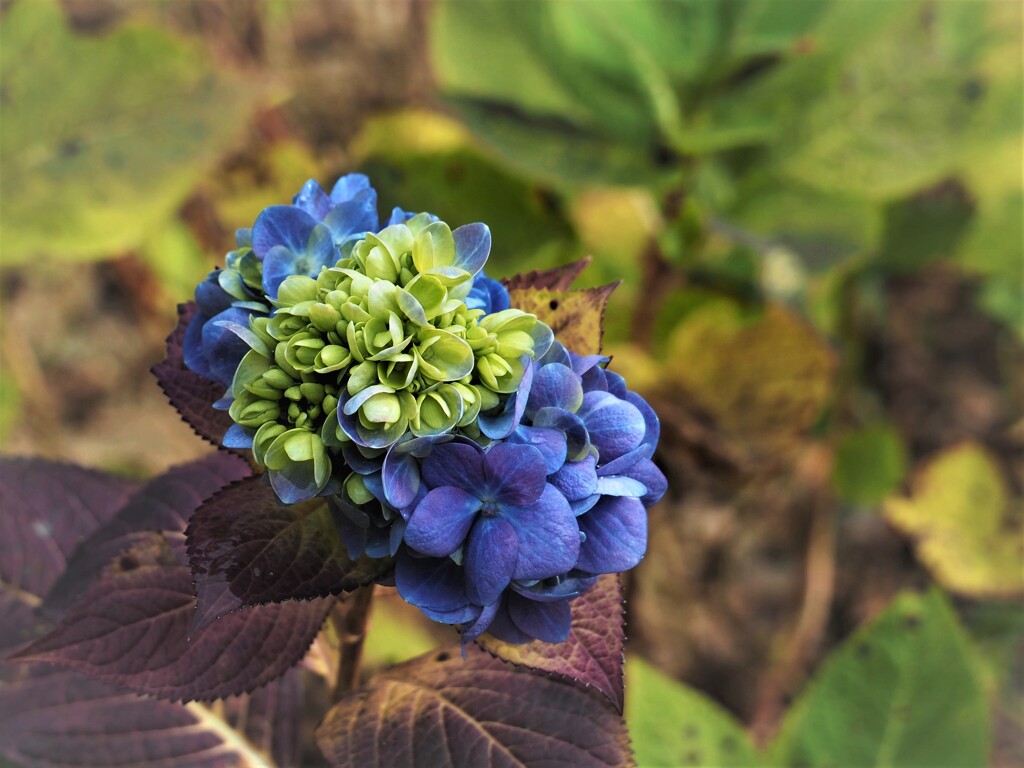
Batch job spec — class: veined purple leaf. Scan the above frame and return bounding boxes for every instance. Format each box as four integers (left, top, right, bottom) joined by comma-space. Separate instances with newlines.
13, 534, 330, 702
187, 476, 393, 630
223, 667, 304, 768
478, 574, 626, 712
44, 453, 251, 617
315, 644, 633, 768
152, 302, 237, 449
0, 458, 138, 652
503, 256, 593, 291
0, 667, 279, 767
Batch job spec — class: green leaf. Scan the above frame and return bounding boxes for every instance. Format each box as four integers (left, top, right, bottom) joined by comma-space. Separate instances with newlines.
771, 590, 991, 768
884, 443, 1024, 599
354, 112, 578, 273
877, 181, 975, 272
769, 0, 1010, 201
833, 424, 907, 507
956, 185, 1024, 339
0, 0, 252, 263
430, 0, 677, 185
140, 222, 212, 303
626, 657, 763, 768
725, 177, 883, 273
727, 0, 832, 61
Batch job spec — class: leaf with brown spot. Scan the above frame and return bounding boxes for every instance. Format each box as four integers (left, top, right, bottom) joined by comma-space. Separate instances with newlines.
503, 256, 592, 291
510, 283, 619, 356
478, 574, 625, 713
315, 644, 633, 768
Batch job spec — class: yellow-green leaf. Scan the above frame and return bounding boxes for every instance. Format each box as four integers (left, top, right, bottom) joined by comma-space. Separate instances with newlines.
884, 443, 1024, 599
666, 299, 836, 452
0, 0, 253, 263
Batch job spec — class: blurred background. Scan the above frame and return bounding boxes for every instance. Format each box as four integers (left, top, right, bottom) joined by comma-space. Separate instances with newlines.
1, 0, 1021, 764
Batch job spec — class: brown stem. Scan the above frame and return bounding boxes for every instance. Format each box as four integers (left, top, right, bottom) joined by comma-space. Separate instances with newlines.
750, 446, 837, 746
330, 584, 375, 702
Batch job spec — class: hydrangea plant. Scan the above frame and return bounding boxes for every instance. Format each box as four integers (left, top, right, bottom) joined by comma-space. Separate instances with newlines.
1, 175, 666, 768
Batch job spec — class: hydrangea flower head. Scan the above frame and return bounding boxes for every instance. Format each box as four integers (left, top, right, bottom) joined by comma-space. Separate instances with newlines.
179, 174, 666, 645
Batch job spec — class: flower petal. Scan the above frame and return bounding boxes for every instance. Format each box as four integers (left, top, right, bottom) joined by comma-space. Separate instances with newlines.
507, 426, 568, 476
549, 455, 599, 502
527, 363, 584, 417
222, 424, 254, 450
465, 516, 518, 606
382, 446, 421, 510
532, 407, 590, 460
578, 391, 646, 463
324, 190, 378, 243
329, 173, 372, 204
421, 441, 485, 493
201, 307, 253, 386
252, 205, 317, 260
451, 222, 491, 277
595, 475, 647, 497
485, 602, 533, 644
293, 179, 331, 219
405, 486, 482, 557
484, 443, 547, 505
508, 594, 572, 643
512, 574, 598, 603
396, 551, 472, 614
623, 458, 668, 507
504, 484, 579, 580
478, 357, 534, 439
575, 496, 647, 574
460, 600, 500, 643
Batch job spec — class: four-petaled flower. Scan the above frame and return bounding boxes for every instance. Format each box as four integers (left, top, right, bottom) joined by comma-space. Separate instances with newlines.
404, 440, 579, 606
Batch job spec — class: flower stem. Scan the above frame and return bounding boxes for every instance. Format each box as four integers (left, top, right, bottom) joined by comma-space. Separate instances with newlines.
330, 584, 375, 702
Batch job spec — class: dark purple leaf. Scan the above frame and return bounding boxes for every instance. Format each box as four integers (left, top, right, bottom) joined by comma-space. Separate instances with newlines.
13, 534, 330, 702
503, 257, 592, 291
187, 476, 393, 630
0, 458, 138, 652
44, 453, 251, 616
152, 302, 236, 449
477, 574, 626, 712
223, 667, 304, 768
315, 644, 633, 768
0, 667, 279, 767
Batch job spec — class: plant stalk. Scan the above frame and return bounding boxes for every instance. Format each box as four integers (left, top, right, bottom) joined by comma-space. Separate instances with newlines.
330, 584, 375, 702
